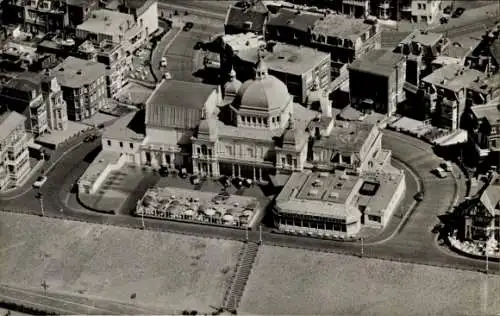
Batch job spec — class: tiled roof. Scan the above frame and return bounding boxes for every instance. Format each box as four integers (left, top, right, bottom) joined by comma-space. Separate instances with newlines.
225, 1, 268, 34
146, 80, 216, 129
267, 7, 321, 33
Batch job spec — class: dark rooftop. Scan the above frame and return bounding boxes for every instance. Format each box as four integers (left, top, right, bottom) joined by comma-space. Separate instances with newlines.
348, 49, 405, 77
225, 1, 268, 33
267, 7, 322, 33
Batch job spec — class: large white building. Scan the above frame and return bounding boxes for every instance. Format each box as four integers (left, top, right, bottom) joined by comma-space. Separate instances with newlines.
78, 58, 406, 236
0, 111, 32, 191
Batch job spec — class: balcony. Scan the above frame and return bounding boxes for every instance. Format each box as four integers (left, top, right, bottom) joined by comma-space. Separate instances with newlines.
7, 133, 27, 155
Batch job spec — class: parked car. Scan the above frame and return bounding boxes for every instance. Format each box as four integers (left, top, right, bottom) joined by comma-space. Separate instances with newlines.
180, 168, 188, 178
183, 22, 193, 31
191, 175, 201, 185
160, 57, 167, 67
220, 176, 231, 188
452, 7, 465, 18
441, 161, 453, 172
443, 6, 452, 15
440, 17, 448, 24
159, 167, 169, 177
414, 191, 424, 202
433, 167, 447, 178
33, 176, 48, 188
163, 72, 172, 80
232, 177, 243, 188
84, 134, 97, 142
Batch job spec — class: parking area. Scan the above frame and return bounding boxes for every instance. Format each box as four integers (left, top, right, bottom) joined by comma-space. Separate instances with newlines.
163, 23, 223, 82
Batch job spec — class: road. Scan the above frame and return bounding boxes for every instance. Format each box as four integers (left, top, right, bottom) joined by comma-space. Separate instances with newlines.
0, 283, 167, 314
162, 23, 223, 82
1, 127, 496, 274
159, 0, 231, 18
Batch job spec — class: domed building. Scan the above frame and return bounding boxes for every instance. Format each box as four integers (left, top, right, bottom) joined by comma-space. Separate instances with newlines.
192, 56, 309, 180
229, 57, 293, 130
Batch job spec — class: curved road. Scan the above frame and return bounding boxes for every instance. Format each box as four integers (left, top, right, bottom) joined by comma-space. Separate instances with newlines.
1, 128, 496, 273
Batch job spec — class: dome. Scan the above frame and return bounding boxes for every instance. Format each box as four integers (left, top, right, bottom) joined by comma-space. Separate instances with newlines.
234, 76, 290, 111
224, 78, 242, 97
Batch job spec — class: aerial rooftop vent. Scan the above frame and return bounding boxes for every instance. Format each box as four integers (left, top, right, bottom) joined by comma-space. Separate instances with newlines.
76, 70, 82, 75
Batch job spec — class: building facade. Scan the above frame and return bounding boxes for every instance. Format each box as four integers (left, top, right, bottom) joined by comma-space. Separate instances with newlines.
1, 0, 68, 34
348, 49, 406, 116
118, 0, 159, 39
410, 0, 441, 24
0, 111, 32, 191
0, 74, 49, 137
419, 64, 485, 130
265, 8, 381, 78
54, 56, 107, 121
41, 71, 68, 131
75, 8, 154, 54
66, 0, 99, 30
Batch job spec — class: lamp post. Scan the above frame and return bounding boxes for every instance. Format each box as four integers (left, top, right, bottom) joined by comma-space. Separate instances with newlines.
361, 236, 364, 258
141, 209, 145, 230
258, 225, 262, 244
245, 227, 249, 242
39, 193, 45, 217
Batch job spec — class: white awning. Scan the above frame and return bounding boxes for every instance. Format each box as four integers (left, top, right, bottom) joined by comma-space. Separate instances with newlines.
433, 129, 468, 146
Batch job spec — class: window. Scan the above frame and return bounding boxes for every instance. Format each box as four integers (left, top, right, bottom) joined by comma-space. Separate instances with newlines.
252, 117, 256, 123
247, 148, 254, 158
197, 147, 201, 154
281, 157, 286, 165
368, 215, 381, 223
201, 145, 207, 155
107, 140, 111, 146
129, 143, 134, 149
119, 141, 123, 148
226, 146, 232, 156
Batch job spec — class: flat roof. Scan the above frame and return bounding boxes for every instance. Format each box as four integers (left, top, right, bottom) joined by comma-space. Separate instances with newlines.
314, 121, 375, 153
76, 9, 134, 36
357, 169, 405, 215
422, 63, 484, 92
399, 30, 443, 47
102, 111, 145, 142
54, 56, 106, 88
2, 72, 41, 93
349, 49, 405, 77
312, 14, 372, 40
79, 150, 121, 184
0, 111, 25, 140
236, 43, 329, 75
276, 171, 362, 220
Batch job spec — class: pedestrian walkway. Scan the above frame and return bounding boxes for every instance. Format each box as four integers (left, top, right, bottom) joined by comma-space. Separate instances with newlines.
36, 121, 92, 149
223, 242, 260, 313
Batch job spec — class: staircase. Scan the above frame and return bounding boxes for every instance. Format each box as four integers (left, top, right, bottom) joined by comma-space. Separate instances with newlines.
223, 242, 260, 312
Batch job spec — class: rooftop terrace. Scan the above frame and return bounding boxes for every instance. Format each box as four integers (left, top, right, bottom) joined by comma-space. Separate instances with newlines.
76, 9, 135, 37
399, 30, 443, 47
312, 14, 372, 40
54, 56, 106, 88
422, 63, 485, 92
236, 43, 330, 75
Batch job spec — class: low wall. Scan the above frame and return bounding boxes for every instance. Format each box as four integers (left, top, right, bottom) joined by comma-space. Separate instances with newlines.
448, 236, 500, 263
90, 155, 127, 194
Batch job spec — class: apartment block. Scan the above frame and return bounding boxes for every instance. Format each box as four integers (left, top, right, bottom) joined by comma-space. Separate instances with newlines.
348, 49, 406, 115
41, 71, 68, 131
54, 56, 107, 121
1, 0, 68, 33
266, 8, 381, 78
419, 64, 484, 130
0, 111, 32, 191
0, 73, 48, 137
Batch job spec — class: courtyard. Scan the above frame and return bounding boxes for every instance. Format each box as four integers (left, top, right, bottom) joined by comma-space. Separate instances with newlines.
136, 186, 262, 228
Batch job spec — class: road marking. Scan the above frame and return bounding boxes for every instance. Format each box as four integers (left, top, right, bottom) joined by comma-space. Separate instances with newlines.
1, 141, 84, 201
0, 292, 76, 315
0, 285, 114, 314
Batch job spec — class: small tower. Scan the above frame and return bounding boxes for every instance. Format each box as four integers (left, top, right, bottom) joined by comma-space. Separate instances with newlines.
255, 50, 268, 80
287, 114, 294, 130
